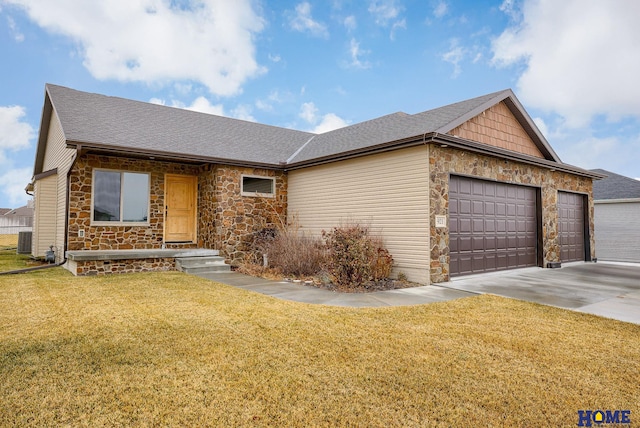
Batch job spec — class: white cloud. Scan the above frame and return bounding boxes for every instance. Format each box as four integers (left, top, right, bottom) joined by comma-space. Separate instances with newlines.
498, 0, 520, 21
231, 104, 255, 122
150, 96, 225, 116
299, 102, 318, 123
343, 15, 356, 31
492, 0, 640, 127
347, 38, 371, 69
186, 97, 226, 116
0, 105, 34, 163
442, 38, 465, 78
4, 0, 265, 96
368, 0, 402, 25
556, 135, 628, 171
311, 113, 349, 133
0, 167, 32, 207
6, 16, 24, 41
390, 18, 406, 40
368, 0, 405, 39
433, 1, 448, 18
299, 102, 349, 133
256, 90, 285, 112
288, 2, 329, 38
532, 117, 549, 138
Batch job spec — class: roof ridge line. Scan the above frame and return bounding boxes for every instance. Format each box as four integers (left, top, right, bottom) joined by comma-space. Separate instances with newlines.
286, 134, 317, 164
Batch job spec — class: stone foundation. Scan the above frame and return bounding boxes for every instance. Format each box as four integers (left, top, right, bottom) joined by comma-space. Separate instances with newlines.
69, 258, 176, 276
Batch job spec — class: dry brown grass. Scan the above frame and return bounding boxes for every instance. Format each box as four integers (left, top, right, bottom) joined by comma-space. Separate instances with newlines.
0, 234, 18, 248
0, 248, 39, 272
1, 262, 638, 426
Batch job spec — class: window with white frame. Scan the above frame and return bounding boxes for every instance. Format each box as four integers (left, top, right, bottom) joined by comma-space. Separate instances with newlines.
241, 175, 275, 197
92, 170, 150, 223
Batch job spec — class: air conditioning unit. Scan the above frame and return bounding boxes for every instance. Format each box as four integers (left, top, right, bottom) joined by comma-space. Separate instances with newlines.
17, 231, 32, 254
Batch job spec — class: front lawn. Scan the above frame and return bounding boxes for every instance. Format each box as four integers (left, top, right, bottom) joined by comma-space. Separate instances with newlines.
1, 265, 638, 426
0, 247, 36, 271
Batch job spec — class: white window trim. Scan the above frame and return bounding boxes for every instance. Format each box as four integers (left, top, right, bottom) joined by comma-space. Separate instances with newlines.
241, 174, 276, 198
90, 168, 151, 226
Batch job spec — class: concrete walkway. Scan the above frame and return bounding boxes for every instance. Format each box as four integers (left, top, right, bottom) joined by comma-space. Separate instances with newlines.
194, 271, 475, 307
194, 262, 640, 325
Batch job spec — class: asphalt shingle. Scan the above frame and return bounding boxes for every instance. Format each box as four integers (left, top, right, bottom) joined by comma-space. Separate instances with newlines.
45, 85, 553, 169
591, 169, 640, 200
47, 84, 314, 166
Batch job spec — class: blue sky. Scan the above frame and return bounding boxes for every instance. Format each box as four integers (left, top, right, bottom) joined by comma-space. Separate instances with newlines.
1, 0, 639, 208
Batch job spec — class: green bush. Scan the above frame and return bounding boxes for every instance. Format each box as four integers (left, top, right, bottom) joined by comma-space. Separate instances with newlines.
322, 224, 393, 288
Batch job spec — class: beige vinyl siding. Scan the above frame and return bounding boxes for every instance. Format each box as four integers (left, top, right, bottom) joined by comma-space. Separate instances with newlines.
39, 112, 76, 262
594, 200, 640, 262
288, 146, 431, 284
32, 173, 58, 257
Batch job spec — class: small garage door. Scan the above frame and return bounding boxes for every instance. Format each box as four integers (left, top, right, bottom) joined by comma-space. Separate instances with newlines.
449, 176, 538, 277
558, 191, 585, 262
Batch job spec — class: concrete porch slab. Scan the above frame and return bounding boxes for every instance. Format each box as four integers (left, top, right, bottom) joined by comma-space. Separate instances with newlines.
66, 248, 219, 261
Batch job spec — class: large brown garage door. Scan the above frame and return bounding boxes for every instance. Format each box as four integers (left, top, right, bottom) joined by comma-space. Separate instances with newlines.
449, 176, 538, 277
558, 191, 585, 262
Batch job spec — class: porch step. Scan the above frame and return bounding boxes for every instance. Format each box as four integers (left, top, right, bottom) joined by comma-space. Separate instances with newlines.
175, 255, 231, 274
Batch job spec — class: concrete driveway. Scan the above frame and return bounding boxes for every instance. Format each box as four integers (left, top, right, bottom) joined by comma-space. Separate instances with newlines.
438, 262, 640, 325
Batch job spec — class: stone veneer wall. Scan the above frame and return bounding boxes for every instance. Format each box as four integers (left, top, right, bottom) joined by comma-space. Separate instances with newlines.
72, 258, 176, 275
213, 166, 287, 265
68, 155, 201, 251
429, 145, 595, 283
67, 154, 288, 269
197, 164, 217, 249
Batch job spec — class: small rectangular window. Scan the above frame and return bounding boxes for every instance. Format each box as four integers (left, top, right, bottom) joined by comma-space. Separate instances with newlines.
93, 170, 149, 224
241, 175, 275, 197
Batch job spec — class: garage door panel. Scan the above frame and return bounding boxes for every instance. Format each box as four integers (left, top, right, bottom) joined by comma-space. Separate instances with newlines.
484, 202, 495, 215
473, 182, 483, 195
450, 176, 538, 277
458, 236, 472, 252
558, 191, 584, 263
485, 219, 496, 233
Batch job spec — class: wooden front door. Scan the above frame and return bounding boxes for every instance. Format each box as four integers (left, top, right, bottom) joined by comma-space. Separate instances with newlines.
164, 174, 197, 243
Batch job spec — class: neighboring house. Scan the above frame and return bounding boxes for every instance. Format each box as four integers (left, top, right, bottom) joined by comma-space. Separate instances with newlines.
0, 202, 34, 234
28, 84, 603, 283
591, 168, 640, 263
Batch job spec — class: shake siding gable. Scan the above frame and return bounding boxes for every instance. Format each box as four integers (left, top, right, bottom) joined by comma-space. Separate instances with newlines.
288, 146, 431, 284
448, 102, 545, 159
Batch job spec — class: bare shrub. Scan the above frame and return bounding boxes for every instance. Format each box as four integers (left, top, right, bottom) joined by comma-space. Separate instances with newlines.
244, 213, 325, 278
266, 229, 326, 277
322, 224, 394, 288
